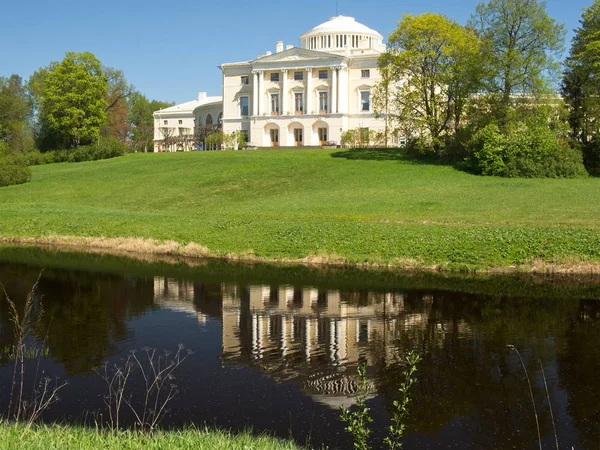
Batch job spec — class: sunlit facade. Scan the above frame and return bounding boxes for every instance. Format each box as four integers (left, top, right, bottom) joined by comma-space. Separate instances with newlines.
153, 15, 389, 149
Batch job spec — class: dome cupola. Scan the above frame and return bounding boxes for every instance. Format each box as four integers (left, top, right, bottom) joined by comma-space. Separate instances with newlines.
300, 16, 385, 55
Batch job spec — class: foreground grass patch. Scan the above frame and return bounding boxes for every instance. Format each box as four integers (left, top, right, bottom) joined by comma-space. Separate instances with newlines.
0, 423, 301, 450
0, 149, 599, 270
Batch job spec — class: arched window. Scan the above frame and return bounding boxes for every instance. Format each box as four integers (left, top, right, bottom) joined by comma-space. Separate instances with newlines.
206, 114, 213, 125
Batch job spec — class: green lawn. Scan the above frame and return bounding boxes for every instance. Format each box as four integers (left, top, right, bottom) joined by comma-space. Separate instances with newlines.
0, 423, 300, 450
1, 148, 599, 269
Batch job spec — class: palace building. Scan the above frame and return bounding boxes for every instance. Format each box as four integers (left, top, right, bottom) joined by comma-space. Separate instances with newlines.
153, 15, 388, 150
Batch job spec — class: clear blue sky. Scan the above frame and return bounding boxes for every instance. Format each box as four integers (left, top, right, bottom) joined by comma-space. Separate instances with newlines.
0, 0, 592, 104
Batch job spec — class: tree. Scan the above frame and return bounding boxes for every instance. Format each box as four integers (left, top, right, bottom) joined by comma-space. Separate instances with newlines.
128, 92, 173, 152
101, 67, 133, 142
0, 75, 34, 154
40, 52, 108, 148
469, 0, 566, 122
376, 13, 482, 152
562, 0, 600, 147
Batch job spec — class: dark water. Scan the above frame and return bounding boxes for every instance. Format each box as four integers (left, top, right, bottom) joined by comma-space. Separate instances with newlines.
0, 247, 598, 449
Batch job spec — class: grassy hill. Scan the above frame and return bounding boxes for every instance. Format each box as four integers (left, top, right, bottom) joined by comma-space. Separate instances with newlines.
1, 148, 599, 270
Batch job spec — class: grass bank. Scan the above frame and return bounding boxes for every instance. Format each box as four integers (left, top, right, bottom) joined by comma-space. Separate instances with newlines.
0, 148, 599, 272
0, 423, 300, 450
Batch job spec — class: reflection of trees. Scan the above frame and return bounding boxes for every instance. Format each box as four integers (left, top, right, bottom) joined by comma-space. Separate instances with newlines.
373, 293, 586, 449
0, 266, 155, 375
557, 300, 600, 450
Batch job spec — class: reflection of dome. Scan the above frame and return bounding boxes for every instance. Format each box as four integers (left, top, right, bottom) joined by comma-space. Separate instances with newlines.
300, 16, 385, 53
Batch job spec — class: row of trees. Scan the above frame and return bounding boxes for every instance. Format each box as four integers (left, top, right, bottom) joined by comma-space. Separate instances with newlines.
0, 52, 173, 158
373, 0, 600, 177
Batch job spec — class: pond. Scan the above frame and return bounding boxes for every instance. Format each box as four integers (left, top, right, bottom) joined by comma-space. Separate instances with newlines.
0, 246, 598, 449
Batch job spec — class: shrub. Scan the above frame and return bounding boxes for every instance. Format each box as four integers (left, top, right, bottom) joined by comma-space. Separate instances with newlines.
341, 129, 385, 148
467, 122, 588, 178
582, 138, 600, 175
0, 155, 31, 187
27, 138, 126, 166
205, 132, 225, 150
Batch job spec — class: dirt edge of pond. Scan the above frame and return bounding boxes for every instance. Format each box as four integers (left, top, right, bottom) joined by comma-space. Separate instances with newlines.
2, 235, 600, 275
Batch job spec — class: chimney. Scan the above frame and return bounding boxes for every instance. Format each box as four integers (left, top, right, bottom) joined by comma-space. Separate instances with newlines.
198, 92, 207, 102
276, 41, 284, 53
286, 44, 294, 50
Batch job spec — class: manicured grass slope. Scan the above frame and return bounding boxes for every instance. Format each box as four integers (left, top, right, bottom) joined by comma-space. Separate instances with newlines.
0, 423, 300, 450
1, 149, 599, 268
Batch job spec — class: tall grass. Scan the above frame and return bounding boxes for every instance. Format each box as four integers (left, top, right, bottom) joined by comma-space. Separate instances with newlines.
1, 274, 67, 426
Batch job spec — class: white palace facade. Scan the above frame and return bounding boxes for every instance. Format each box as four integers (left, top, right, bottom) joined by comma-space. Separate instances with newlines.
154, 15, 388, 150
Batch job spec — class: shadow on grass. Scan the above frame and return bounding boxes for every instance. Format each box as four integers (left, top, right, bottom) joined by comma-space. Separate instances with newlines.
330, 147, 444, 167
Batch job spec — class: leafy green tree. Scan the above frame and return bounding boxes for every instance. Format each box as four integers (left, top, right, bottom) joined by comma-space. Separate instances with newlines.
0, 75, 34, 154
469, 0, 566, 122
562, 0, 600, 172
376, 13, 482, 152
128, 92, 173, 152
40, 52, 108, 148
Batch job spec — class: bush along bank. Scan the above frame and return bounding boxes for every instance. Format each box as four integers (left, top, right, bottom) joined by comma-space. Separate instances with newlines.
0, 138, 127, 188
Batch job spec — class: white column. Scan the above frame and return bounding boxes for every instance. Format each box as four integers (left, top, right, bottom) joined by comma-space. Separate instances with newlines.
281, 69, 288, 116
281, 316, 287, 358
338, 66, 348, 114
331, 67, 338, 114
252, 71, 258, 116
306, 68, 313, 115
258, 71, 264, 115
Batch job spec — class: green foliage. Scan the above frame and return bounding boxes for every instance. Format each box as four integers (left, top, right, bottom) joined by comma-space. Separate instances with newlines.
563, 0, 600, 172
582, 138, 600, 175
469, 0, 566, 120
40, 52, 108, 148
205, 131, 225, 150
341, 129, 384, 148
378, 13, 482, 151
129, 92, 174, 152
26, 138, 126, 165
0, 154, 31, 187
340, 362, 373, 450
384, 351, 422, 450
468, 120, 588, 178
0, 75, 34, 155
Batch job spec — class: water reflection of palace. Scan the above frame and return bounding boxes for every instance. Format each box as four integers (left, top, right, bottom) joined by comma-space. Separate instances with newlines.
153, 277, 208, 324
153, 277, 457, 408
221, 285, 415, 367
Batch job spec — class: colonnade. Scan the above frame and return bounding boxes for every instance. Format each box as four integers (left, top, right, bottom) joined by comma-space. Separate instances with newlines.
251, 65, 348, 116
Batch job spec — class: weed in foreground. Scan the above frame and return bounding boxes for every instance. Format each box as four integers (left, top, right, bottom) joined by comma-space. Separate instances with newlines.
340, 351, 421, 450
1, 274, 67, 427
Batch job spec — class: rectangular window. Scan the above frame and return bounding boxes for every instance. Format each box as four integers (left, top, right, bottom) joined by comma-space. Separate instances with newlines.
318, 70, 328, 80
294, 71, 303, 81
241, 75, 249, 85
163, 120, 168, 125
240, 96, 249, 116
270, 72, 280, 82
178, 119, 183, 125
361, 69, 370, 78
319, 91, 328, 113
271, 93, 280, 115
294, 92, 304, 114
361, 91, 370, 112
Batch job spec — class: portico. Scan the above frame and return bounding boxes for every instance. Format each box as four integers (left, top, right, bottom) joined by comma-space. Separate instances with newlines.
219, 15, 386, 147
